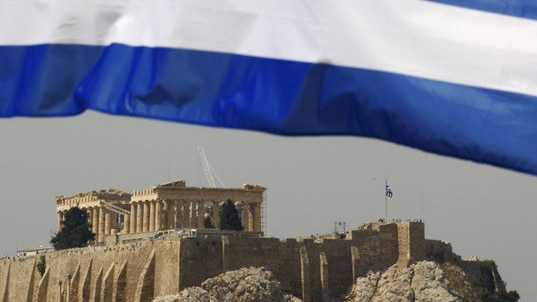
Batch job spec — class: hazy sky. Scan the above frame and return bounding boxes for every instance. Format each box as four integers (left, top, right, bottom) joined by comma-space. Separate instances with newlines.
1, 111, 535, 300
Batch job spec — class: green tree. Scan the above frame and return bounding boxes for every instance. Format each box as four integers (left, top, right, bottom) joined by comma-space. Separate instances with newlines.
50, 206, 95, 250
219, 199, 243, 231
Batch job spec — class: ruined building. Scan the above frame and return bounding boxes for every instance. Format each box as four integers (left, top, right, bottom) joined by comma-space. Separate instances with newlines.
54, 180, 266, 244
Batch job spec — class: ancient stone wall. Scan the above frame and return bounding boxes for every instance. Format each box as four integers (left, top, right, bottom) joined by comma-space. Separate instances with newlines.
378, 223, 399, 266
425, 239, 461, 263
0, 239, 180, 302
177, 222, 419, 300
0, 221, 428, 302
396, 221, 425, 267
0, 256, 37, 302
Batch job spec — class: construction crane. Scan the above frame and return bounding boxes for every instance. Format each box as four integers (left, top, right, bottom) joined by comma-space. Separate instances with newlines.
197, 146, 225, 188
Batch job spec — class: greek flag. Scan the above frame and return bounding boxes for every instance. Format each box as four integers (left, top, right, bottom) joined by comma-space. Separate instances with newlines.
386, 184, 393, 198
1, 0, 537, 175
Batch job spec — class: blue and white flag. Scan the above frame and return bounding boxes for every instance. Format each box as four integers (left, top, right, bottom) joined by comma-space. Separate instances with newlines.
1, 0, 537, 175
386, 184, 393, 198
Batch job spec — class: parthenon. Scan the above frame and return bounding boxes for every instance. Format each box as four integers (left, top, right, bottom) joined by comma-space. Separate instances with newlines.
55, 180, 266, 243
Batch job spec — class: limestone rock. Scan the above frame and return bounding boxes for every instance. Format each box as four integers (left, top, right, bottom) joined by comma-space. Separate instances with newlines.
346, 271, 380, 301
344, 261, 463, 302
411, 261, 459, 302
373, 265, 415, 301
153, 267, 298, 302
201, 267, 287, 302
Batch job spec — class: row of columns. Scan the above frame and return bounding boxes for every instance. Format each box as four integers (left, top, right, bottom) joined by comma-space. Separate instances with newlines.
56, 207, 119, 243
125, 200, 209, 234
89, 207, 118, 242
122, 199, 261, 234
56, 199, 262, 243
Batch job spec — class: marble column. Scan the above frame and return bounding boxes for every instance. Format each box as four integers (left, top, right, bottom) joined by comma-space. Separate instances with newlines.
149, 200, 155, 232
92, 207, 99, 235
155, 200, 162, 231
164, 201, 170, 229
136, 202, 143, 233
123, 209, 130, 234
129, 203, 137, 234
98, 207, 105, 242
161, 201, 167, 230
104, 210, 111, 235
143, 201, 149, 232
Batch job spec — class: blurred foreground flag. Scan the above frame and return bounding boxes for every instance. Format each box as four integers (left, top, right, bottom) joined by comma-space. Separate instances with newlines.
1, 0, 537, 175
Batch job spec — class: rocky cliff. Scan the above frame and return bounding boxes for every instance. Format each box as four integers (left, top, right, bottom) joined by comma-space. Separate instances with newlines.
346, 259, 518, 302
154, 261, 518, 302
344, 261, 504, 302
153, 267, 297, 302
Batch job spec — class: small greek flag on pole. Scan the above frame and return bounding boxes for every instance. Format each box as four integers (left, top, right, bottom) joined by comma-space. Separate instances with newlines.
385, 183, 393, 198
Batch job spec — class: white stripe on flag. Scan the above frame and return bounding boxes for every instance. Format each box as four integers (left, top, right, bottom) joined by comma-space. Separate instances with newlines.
2, 0, 537, 97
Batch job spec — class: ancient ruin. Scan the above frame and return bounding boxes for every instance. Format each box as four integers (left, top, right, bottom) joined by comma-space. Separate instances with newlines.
55, 180, 266, 244
0, 180, 509, 302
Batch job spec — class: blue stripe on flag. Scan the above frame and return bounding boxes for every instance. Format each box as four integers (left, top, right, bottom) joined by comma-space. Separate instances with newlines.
2, 44, 537, 174
429, 0, 537, 20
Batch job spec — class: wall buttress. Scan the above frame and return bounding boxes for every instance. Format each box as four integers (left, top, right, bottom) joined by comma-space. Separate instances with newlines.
134, 250, 155, 302
319, 252, 329, 302
113, 260, 127, 302
101, 263, 114, 302
299, 246, 310, 302
93, 267, 103, 302
33, 267, 48, 302
79, 259, 92, 302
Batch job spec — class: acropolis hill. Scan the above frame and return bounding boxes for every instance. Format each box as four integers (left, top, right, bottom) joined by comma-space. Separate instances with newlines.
0, 180, 511, 301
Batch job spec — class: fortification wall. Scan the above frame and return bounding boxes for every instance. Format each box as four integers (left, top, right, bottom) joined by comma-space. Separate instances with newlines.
178, 222, 408, 300
0, 221, 427, 302
0, 239, 180, 302
397, 221, 425, 267
425, 239, 461, 263
0, 256, 37, 302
